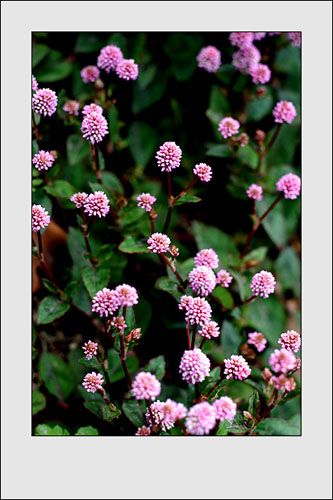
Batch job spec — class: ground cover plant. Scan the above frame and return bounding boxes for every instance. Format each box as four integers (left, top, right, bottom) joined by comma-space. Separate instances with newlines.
32, 31, 301, 436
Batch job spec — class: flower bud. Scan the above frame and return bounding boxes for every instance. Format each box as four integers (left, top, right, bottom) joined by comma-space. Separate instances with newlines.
116, 197, 128, 209
94, 78, 104, 90
255, 129, 266, 144
243, 411, 253, 421
239, 133, 249, 147
262, 367, 273, 383
256, 86, 266, 98
125, 328, 142, 343
50, 150, 58, 160
169, 245, 180, 258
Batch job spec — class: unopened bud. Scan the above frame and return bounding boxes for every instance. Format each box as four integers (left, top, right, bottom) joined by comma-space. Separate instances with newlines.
240, 343, 256, 360
169, 245, 180, 258
94, 78, 104, 90
149, 208, 158, 220
262, 367, 273, 383
239, 133, 249, 147
295, 358, 301, 370
255, 129, 266, 144
243, 411, 253, 421
256, 86, 266, 98
125, 328, 142, 343
116, 197, 128, 210
50, 150, 58, 160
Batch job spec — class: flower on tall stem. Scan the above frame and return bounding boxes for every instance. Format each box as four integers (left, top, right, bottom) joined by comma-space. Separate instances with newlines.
213, 396, 237, 421
196, 46, 221, 73
218, 117, 240, 138
136, 193, 156, 212
63, 100, 80, 116
272, 100, 297, 124
116, 59, 139, 80
216, 269, 233, 288
198, 321, 220, 339
155, 141, 182, 172
82, 372, 104, 393
193, 163, 212, 182
32, 204, 50, 232
32, 150, 55, 171
224, 354, 251, 381
250, 270, 276, 299
278, 330, 301, 353
179, 348, 211, 384
188, 265, 216, 296
92, 288, 121, 317
232, 45, 261, 74
84, 191, 110, 218
246, 184, 263, 200
131, 372, 161, 401
276, 173, 301, 200
185, 402, 216, 435
185, 297, 212, 326
147, 232, 171, 253
70, 192, 88, 208
269, 349, 297, 374
115, 284, 139, 307
81, 65, 100, 83
82, 103, 104, 116
97, 45, 123, 73
82, 341, 98, 360
249, 63, 271, 84
32, 88, 58, 117
81, 111, 109, 144
194, 248, 219, 269
229, 32, 254, 48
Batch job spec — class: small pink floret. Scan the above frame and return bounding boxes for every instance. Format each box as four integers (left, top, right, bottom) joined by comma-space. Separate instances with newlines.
218, 117, 240, 139
197, 46, 221, 73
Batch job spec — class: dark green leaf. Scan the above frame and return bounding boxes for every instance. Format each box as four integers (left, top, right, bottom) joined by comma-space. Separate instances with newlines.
62, 281, 79, 298
257, 194, 300, 247
174, 195, 201, 206
192, 221, 239, 266
32, 44, 49, 68
143, 356, 166, 380
221, 320, 241, 358
243, 246, 268, 264
237, 145, 258, 169
278, 388, 301, 406
216, 421, 229, 435
255, 418, 300, 436
78, 356, 101, 370
125, 306, 135, 332
39, 352, 75, 402
67, 134, 90, 167
243, 295, 286, 344
44, 180, 76, 199
101, 171, 124, 197
32, 390, 46, 415
275, 246, 300, 296
155, 277, 183, 300
248, 391, 260, 419
128, 121, 159, 168
34, 49, 73, 82
133, 69, 168, 113
41, 279, 59, 295
107, 350, 139, 383
206, 143, 233, 158
37, 296, 70, 324
74, 33, 104, 53
84, 400, 120, 422
35, 424, 70, 436
245, 95, 273, 121
122, 399, 145, 427
75, 426, 99, 436
212, 287, 234, 309
119, 234, 149, 254
81, 262, 110, 299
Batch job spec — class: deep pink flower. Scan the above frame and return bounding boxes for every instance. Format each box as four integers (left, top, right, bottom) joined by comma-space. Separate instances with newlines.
287, 32, 301, 47
131, 371, 161, 400
70, 192, 88, 208
224, 354, 251, 381
115, 284, 138, 307
82, 340, 98, 360
32, 75, 38, 92
63, 100, 80, 116
278, 330, 301, 353
116, 59, 139, 81
185, 402, 216, 435
82, 372, 104, 393
232, 45, 261, 73
229, 32, 254, 48
196, 46, 221, 73
178, 295, 194, 311
84, 191, 110, 218
185, 297, 212, 326
32, 88, 58, 117
189, 265, 216, 296
271, 375, 296, 392
156, 141, 182, 172
97, 45, 123, 73
250, 63, 271, 84
218, 117, 240, 139
32, 204, 50, 232
179, 348, 210, 384
194, 248, 219, 270
147, 232, 170, 253
248, 332, 267, 352
193, 163, 212, 182
32, 150, 55, 171
198, 321, 220, 339
276, 173, 301, 200
81, 111, 108, 144
213, 396, 237, 421
81, 65, 100, 83
82, 103, 104, 116
269, 349, 297, 374
250, 270, 276, 299
136, 193, 156, 212
246, 184, 263, 200
273, 100, 297, 124
216, 269, 233, 288
92, 288, 121, 317
135, 426, 151, 436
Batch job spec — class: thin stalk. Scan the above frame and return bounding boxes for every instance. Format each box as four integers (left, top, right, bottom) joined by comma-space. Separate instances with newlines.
186, 322, 191, 350
199, 337, 206, 350
177, 420, 189, 435
174, 178, 198, 202
160, 253, 185, 291
80, 207, 96, 264
195, 383, 200, 402
98, 388, 117, 412
191, 325, 198, 350
266, 123, 282, 152
119, 306, 132, 387
162, 172, 174, 233
91, 143, 102, 183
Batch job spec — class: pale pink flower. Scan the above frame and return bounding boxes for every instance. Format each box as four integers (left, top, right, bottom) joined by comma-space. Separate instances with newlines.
216, 269, 233, 288
32, 204, 50, 232
63, 100, 80, 116
32, 88, 58, 117
278, 330, 301, 353
97, 45, 123, 73
232, 45, 261, 73
250, 270, 276, 299
82, 372, 104, 393
194, 248, 219, 270
145, 401, 170, 430
287, 32, 301, 47
246, 184, 263, 200
147, 232, 170, 253
146, 399, 187, 431
252, 32, 267, 41
179, 348, 211, 384
32, 75, 38, 92
84, 191, 110, 218
218, 117, 240, 139
269, 349, 297, 374
178, 295, 194, 311
271, 375, 296, 392
185, 402, 216, 435
92, 288, 121, 317
135, 426, 151, 436
81, 111, 109, 144
196, 45, 221, 73
131, 372, 161, 401
82, 103, 104, 116
115, 284, 138, 307
224, 354, 251, 381
116, 59, 139, 81
185, 297, 212, 326
70, 192, 88, 208
82, 340, 98, 360
198, 321, 220, 339
136, 193, 156, 212
250, 63, 271, 84
32, 150, 55, 171
229, 32, 254, 48
111, 316, 127, 332
155, 141, 182, 172
248, 332, 267, 352
276, 173, 301, 200
193, 163, 212, 182
213, 396, 237, 421
273, 100, 297, 124
81, 65, 100, 83
189, 265, 216, 296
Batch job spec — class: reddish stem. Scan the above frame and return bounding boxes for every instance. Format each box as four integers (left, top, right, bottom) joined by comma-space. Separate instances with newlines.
91, 143, 102, 183
186, 322, 191, 350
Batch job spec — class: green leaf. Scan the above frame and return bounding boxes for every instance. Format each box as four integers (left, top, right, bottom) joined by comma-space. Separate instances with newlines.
67, 227, 86, 263
192, 221, 239, 266
101, 171, 124, 197
128, 121, 159, 168
237, 145, 258, 169
212, 286, 234, 309
255, 418, 300, 436
206, 143, 233, 158
231, 269, 251, 301
275, 46, 301, 74
133, 69, 168, 113
39, 352, 75, 402
37, 296, 70, 324
225, 411, 248, 435
75, 426, 99, 436
209, 85, 231, 115
221, 320, 241, 358
243, 295, 286, 344
78, 356, 101, 370
81, 262, 110, 299
32, 44, 49, 68
155, 277, 183, 300
62, 281, 79, 298
34, 49, 73, 82
35, 424, 70, 436
44, 180, 76, 199
32, 189, 52, 216
275, 246, 300, 296
199, 366, 221, 395
216, 421, 229, 435
74, 33, 104, 53
257, 194, 300, 247
84, 400, 121, 422
125, 306, 135, 332
143, 356, 166, 380
174, 195, 201, 206
41, 279, 59, 295
119, 234, 149, 254
67, 134, 90, 167
122, 399, 145, 427
243, 246, 268, 264
278, 388, 301, 406
32, 178, 44, 187
245, 95, 273, 121
32, 389, 46, 415
248, 391, 260, 419
107, 350, 139, 383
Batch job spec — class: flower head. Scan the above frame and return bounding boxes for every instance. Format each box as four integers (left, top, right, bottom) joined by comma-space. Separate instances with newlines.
273, 100, 297, 124
63, 100, 80, 116
82, 340, 98, 360
185, 402, 216, 435
131, 372, 161, 401
287, 32, 301, 47
278, 330, 301, 353
81, 111, 109, 144
178, 295, 194, 311
70, 192, 88, 208
193, 163, 212, 182
232, 45, 261, 73
81, 65, 100, 83
32, 204, 50, 232
155, 141, 182, 172
269, 349, 297, 374
185, 297, 212, 325
224, 354, 251, 380
32, 150, 55, 171
84, 191, 110, 218
146, 399, 187, 431
115, 284, 138, 307
194, 248, 219, 269
136, 193, 156, 212
92, 288, 121, 317
32, 88, 58, 117
189, 265, 216, 296
271, 375, 296, 392
229, 32, 254, 48
111, 316, 127, 332
82, 103, 104, 116
135, 426, 151, 436
82, 372, 104, 393
248, 332, 267, 352
213, 396, 237, 421
246, 183, 263, 200
250, 63, 271, 84
250, 270, 276, 299
97, 45, 123, 73
32, 75, 38, 92
147, 232, 170, 254
198, 321, 220, 339
197, 46, 221, 73
116, 59, 139, 81
252, 32, 267, 41
179, 348, 210, 384
216, 269, 233, 288
276, 173, 301, 200
218, 117, 240, 139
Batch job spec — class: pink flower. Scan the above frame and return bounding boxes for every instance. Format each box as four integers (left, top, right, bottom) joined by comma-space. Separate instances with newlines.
276, 173, 301, 200
179, 348, 211, 384
278, 330, 301, 353
32, 204, 50, 232
32, 75, 38, 92
63, 100, 80, 116
155, 141, 182, 172
250, 63, 271, 84
269, 349, 297, 374
111, 316, 127, 332
32, 150, 55, 171
32, 88, 58, 117
81, 65, 100, 83
271, 375, 296, 392
82, 103, 104, 116
218, 117, 240, 139
287, 32, 301, 47
146, 399, 187, 431
116, 59, 139, 81
196, 45, 221, 73
224, 354, 251, 381
92, 288, 121, 317
194, 248, 219, 270
193, 163, 212, 182
70, 192, 88, 208
252, 32, 267, 41
250, 270, 276, 299
189, 265, 216, 297
229, 32, 254, 48
84, 191, 110, 218
97, 45, 123, 73
145, 401, 170, 430
82, 340, 98, 360
295, 359, 301, 370
135, 426, 151, 436
213, 396, 237, 421
185, 297, 212, 326
185, 402, 216, 435
136, 193, 157, 212
82, 372, 104, 393
248, 332, 267, 352
273, 100, 297, 124
246, 184, 263, 200
131, 372, 161, 400
178, 295, 194, 311
81, 111, 109, 144
198, 321, 220, 339
232, 45, 261, 73
216, 269, 233, 288
147, 232, 171, 253
115, 284, 138, 307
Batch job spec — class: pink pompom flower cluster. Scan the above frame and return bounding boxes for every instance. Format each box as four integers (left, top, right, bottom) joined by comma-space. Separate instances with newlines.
185, 402, 216, 435
116, 59, 139, 81
249, 63, 271, 84
82, 103, 103, 116
188, 265, 216, 296
82, 191, 110, 218
248, 332, 267, 352
184, 296, 212, 326
97, 45, 123, 73
276, 173, 301, 200
246, 184, 263, 200
273, 100, 297, 124
198, 321, 220, 339
196, 45, 221, 73
32, 204, 50, 232
82, 340, 98, 360
193, 163, 212, 182
32, 75, 38, 92
70, 192, 88, 208
146, 399, 187, 431
271, 375, 296, 392
218, 117, 240, 138
278, 330, 301, 353
32, 88, 58, 117
92, 283, 138, 318
269, 349, 297, 374
135, 426, 151, 436
115, 284, 139, 307
147, 232, 171, 253
81, 110, 109, 144
216, 269, 233, 288
287, 32, 301, 47
155, 141, 182, 172
131, 371, 161, 401
63, 100, 80, 116
213, 396, 237, 422
229, 32, 254, 49
194, 248, 219, 269
250, 270, 276, 299
232, 45, 261, 74
136, 193, 157, 212
224, 354, 251, 381
82, 372, 104, 393
81, 65, 100, 83
32, 150, 55, 171
179, 348, 210, 384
